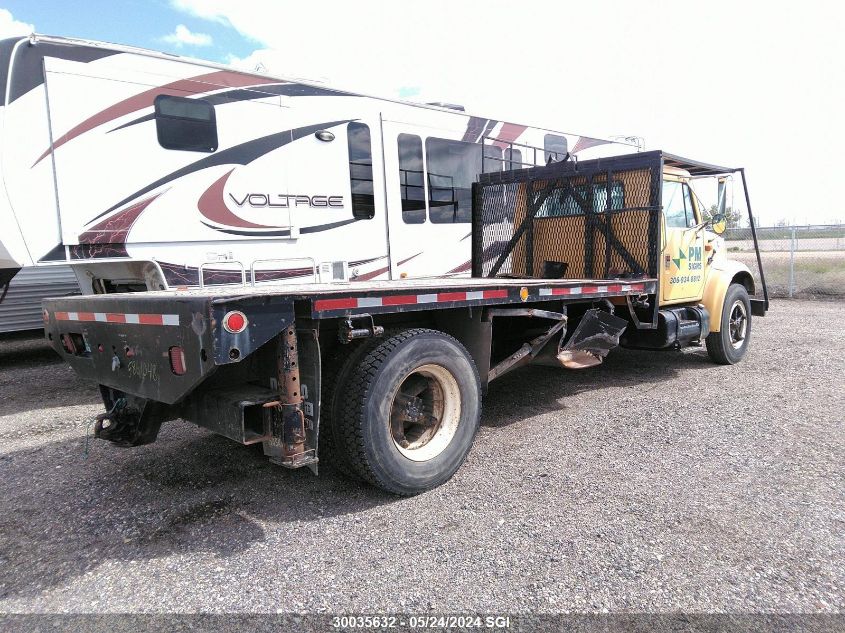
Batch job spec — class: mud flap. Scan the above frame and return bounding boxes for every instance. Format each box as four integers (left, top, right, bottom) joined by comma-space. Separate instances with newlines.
537, 309, 628, 369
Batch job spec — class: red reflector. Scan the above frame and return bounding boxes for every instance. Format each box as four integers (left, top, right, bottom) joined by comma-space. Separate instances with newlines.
223, 310, 248, 333
169, 346, 187, 375
61, 334, 77, 355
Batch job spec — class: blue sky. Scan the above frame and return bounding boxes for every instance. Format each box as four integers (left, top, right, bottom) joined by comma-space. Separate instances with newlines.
0, 1, 253, 62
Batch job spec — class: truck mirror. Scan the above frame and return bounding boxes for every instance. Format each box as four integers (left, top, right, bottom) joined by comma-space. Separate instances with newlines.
711, 213, 727, 235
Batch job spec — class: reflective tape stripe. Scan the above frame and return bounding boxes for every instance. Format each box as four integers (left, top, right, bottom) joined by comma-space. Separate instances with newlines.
382, 294, 417, 306
52, 311, 179, 326
357, 297, 383, 308
311, 281, 654, 313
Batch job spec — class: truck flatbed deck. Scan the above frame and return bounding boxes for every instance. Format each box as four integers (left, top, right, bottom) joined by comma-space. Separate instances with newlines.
51, 276, 657, 323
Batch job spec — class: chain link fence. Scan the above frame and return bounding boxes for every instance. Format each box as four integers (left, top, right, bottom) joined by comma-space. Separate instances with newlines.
723, 224, 845, 298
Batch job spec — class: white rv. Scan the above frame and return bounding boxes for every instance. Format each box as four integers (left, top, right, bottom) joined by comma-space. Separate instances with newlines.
0, 34, 635, 294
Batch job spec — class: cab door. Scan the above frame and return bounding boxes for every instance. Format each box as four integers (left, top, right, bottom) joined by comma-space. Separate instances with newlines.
660, 179, 706, 304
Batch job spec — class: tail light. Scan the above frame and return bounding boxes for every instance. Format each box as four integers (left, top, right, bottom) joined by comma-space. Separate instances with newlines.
222, 310, 248, 333
169, 346, 186, 375
61, 333, 78, 355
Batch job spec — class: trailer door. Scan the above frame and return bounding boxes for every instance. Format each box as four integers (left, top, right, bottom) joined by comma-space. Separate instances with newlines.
381, 117, 495, 279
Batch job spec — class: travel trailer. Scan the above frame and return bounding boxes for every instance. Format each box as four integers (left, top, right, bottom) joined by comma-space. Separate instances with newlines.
0, 34, 636, 294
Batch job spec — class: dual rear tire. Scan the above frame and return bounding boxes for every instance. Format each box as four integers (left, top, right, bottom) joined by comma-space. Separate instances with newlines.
321, 328, 481, 496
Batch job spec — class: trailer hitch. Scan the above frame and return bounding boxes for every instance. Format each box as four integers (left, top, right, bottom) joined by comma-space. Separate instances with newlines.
92, 396, 166, 447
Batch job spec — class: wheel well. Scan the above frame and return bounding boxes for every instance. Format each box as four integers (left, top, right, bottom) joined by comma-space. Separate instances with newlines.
732, 271, 755, 295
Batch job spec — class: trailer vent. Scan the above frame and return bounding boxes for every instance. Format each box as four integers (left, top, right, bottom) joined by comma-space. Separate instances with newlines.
319, 261, 349, 283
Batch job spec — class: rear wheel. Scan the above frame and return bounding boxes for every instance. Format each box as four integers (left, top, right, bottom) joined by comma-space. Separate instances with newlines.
332, 328, 481, 495
320, 338, 382, 479
706, 283, 751, 365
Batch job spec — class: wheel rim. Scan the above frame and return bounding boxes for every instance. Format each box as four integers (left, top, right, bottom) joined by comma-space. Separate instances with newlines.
389, 364, 461, 462
728, 299, 748, 349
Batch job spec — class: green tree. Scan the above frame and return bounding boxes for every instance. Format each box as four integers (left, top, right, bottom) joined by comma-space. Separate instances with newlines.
707, 204, 742, 228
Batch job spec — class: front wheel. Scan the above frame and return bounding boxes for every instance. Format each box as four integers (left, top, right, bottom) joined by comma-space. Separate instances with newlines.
332, 328, 481, 495
706, 283, 752, 365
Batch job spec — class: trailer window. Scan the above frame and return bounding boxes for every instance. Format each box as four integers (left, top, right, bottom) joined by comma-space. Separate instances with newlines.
543, 134, 568, 163
347, 122, 375, 219
504, 148, 523, 170
154, 95, 217, 153
663, 181, 694, 228
425, 138, 482, 224
398, 134, 426, 224
483, 145, 504, 173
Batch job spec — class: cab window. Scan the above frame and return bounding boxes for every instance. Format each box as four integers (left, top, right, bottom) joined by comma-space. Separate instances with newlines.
662, 181, 696, 228
537, 181, 624, 218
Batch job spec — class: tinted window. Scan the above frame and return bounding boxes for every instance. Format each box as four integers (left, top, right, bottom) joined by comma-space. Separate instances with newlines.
663, 181, 694, 228
154, 95, 217, 153
398, 134, 425, 224
544, 133, 568, 163
483, 145, 503, 173
425, 138, 481, 223
504, 148, 523, 170
347, 122, 375, 219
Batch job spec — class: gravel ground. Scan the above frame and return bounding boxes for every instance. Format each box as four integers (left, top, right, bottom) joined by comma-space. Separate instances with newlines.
0, 300, 842, 614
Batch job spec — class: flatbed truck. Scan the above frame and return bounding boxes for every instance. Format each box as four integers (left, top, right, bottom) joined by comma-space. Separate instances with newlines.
42, 151, 769, 495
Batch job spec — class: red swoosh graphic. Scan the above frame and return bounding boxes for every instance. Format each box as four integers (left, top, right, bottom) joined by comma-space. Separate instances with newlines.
447, 260, 472, 274
33, 70, 277, 167
78, 193, 163, 244
198, 168, 285, 230
490, 123, 528, 150
571, 136, 612, 154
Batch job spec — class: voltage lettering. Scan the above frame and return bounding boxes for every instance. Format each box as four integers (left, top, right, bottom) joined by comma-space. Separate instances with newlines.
229, 193, 344, 209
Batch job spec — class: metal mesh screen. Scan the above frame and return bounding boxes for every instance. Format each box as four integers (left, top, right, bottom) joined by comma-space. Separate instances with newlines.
472, 153, 662, 280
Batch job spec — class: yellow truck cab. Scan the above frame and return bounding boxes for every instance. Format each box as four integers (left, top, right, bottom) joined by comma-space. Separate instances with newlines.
473, 149, 769, 367
658, 161, 763, 364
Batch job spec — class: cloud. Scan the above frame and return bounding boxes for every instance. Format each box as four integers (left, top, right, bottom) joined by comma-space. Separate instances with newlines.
162, 24, 212, 47
171, 0, 845, 224
0, 8, 34, 38
170, 0, 235, 28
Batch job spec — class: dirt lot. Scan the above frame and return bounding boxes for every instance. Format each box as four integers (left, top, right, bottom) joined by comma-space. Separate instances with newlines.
0, 300, 842, 614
